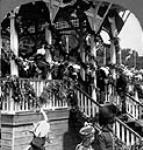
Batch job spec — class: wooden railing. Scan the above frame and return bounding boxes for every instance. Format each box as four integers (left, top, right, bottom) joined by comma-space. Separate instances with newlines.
106, 83, 143, 120
1, 78, 68, 113
75, 86, 100, 117
75, 86, 142, 146
114, 117, 141, 146
125, 93, 143, 119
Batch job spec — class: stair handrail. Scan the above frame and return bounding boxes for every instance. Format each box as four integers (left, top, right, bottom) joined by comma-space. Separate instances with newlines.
75, 85, 142, 146
114, 117, 142, 146
125, 92, 143, 119
115, 117, 141, 139
75, 86, 101, 107
125, 92, 143, 107
107, 82, 143, 119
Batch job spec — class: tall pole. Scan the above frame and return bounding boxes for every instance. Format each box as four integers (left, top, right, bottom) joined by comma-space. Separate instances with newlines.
10, 12, 19, 76
118, 48, 122, 65
45, 23, 52, 80
65, 35, 69, 54
103, 47, 106, 65
0, 25, 2, 109
109, 16, 117, 65
108, 16, 117, 81
0, 25, 2, 77
90, 35, 97, 101
9, 11, 19, 112
134, 50, 137, 69
80, 40, 86, 81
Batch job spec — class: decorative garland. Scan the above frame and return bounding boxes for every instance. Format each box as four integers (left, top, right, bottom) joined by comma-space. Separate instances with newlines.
1, 48, 39, 75
1, 75, 37, 103
38, 76, 75, 105
1, 46, 61, 78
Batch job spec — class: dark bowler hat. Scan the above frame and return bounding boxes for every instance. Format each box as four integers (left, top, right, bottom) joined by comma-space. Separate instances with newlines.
99, 103, 118, 125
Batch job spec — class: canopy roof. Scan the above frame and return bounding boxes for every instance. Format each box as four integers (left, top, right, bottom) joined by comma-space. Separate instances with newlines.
0, 0, 143, 29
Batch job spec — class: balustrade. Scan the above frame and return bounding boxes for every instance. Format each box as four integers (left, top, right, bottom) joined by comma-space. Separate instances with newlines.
1, 78, 68, 113
75, 86, 100, 117
106, 83, 143, 120
75, 86, 142, 147
114, 118, 141, 146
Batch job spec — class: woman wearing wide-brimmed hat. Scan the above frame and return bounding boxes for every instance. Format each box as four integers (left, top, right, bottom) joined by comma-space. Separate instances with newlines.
75, 122, 95, 150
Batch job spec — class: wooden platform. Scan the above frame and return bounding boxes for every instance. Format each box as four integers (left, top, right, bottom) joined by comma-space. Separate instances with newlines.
1, 109, 80, 150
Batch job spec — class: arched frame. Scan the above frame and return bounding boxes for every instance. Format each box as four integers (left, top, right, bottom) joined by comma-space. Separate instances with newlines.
0, 0, 143, 29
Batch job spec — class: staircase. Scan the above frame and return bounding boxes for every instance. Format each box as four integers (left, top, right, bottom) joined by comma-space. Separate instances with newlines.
1, 78, 142, 150
74, 86, 142, 147
106, 83, 143, 136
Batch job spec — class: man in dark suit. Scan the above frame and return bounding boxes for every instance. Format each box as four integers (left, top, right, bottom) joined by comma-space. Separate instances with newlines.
93, 103, 120, 150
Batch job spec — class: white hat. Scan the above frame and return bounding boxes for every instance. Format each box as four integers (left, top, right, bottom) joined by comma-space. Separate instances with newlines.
36, 48, 46, 55
73, 64, 80, 70
100, 67, 109, 76
34, 120, 50, 137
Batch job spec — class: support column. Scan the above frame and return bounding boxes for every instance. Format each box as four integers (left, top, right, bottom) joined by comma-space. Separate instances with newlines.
0, 25, 2, 112
65, 35, 69, 54
118, 48, 122, 65
134, 51, 137, 69
10, 12, 19, 76
0, 25, 2, 77
108, 16, 118, 107
45, 23, 52, 45
45, 23, 52, 80
109, 16, 117, 65
9, 12, 19, 113
103, 47, 106, 65
80, 45, 86, 81
108, 16, 117, 80
90, 35, 97, 101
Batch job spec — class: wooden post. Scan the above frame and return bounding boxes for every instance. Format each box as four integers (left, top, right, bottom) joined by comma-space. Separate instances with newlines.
90, 35, 97, 101
10, 12, 19, 76
103, 47, 106, 65
65, 35, 69, 54
45, 23, 52, 45
134, 51, 137, 69
80, 44, 86, 81
0, 25, 1, 77
9, 12, 19, 112
118, 48, 122, 65
109, 16, 117, 65
45, 23, 52, 80
108, 16, 117, 82
0, 25, 1, 113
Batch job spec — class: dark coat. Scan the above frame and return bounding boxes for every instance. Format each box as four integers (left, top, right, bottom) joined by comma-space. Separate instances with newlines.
93, 126, 115, 150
